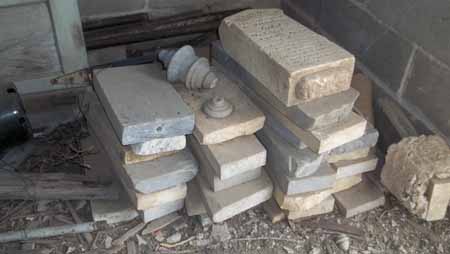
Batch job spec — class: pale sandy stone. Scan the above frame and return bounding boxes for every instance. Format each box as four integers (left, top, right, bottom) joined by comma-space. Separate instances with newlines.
331, 155, 378, 179
334, 178, 385, 218
175, 72, 265, 145
235, 77, 367, 153
140, 199, 184, 223
93, 64, 194, 145
219, 9, 355, 106
212, 42, 358, 130
425, 178, 450, 221
332, 175, 363, 193
189, 135, 266, 180
287, 196, 335, 220
90, 188, 138, 224
131, 184, 187, 211
197, 171, 273, 223
263, 198, 286, 224
131, 136, 186, 156
185, 181, 207, 216
85, 92, 198, 194
327, 147, 371, 164
381, 135, 450, 219
327, 124, 379, 157
257, 126, 323, 178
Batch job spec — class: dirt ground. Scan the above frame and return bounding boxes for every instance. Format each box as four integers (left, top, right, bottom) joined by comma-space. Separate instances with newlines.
1, 122, 449, 254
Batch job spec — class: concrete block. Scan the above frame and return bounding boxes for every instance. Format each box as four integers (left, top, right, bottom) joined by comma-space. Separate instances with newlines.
327, 147, 371, 164
219, 9, 355, 106
231, 75, 367, 153
131, 136, 186, 156
287, 196, 335, 220
189, 135, 266, 180
212, 42, 358, 130
331, 155, 378, 179
93, 64, 194, 145
185, 181, 207, 216
197, 171, 273, 223
425, 178, 450, 221
404, 51, 450, 138
263, 198, 286, 223
174, 72, 265, 145
140, 199, 184, 223
131, 184, 187, 211
327, 124, 379, 157
257, 126, 323, 178
268, 161, 336, 195
334, 178, 385, 218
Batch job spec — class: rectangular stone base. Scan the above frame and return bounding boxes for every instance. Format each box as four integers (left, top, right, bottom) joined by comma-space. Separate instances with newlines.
331, 155, 378, 179
90, 189, 138, 224
131, 184, 187, 211
131, 136, 186, 156
327, 147, 371, 164
140, 199, 185, 223
334, 178, 385, 218
287, 196, 335, 220
197, 170, 273, 223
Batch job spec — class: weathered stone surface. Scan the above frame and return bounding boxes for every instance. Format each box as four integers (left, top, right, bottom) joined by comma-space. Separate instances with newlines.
91, 188, 138, 224
85, 92, 198, 194
263, 198, 286, 223
197, 171, 273, 222
381, 135, 450, 219
200, 165, 262, 192
287, 196, 335, 220
268, 161, 336, 195
93, 64, 194, 145
212, 42, 358, 130
233, 77, 367, 153
425, 178, 450, 221
219, 9, 355, 106
257, 126, 323, 178
189, 135, 266, 180
334, 178, 385, 218
327, 147, 371, 164
328, 124, 379, 157
140, 199, 184, 223
331, 155, 378, 179
131, 136, 186, 156
132, 184, 187, 211
333, 174, 363, 194
175, 72, 265, 145
185, 181, 207, 216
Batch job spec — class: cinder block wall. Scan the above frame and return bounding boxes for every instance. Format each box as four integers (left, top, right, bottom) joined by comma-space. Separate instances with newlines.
78, 0, 279, 20
282, 0, 450, 145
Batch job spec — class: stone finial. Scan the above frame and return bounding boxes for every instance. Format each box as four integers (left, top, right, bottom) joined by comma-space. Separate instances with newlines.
158, 45, 218, 89
202, 96, 233, 118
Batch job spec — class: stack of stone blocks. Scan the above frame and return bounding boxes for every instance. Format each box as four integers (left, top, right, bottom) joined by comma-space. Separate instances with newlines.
176, 61, 273, 223
214, 9, 385, 220
85, 64, 198, 223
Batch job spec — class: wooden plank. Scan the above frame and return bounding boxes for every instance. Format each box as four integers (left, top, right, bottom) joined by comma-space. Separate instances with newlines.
48, 0, 88, 73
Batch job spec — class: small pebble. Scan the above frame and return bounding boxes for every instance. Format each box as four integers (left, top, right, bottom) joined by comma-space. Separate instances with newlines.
166, 232, 182, 244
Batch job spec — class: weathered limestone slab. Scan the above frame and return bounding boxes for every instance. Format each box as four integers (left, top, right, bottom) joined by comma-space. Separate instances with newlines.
186, 181, 207, 216
93, 64, 194, 145
327, 147, 371, 164
233, 77, 367, 153
132, 184, 187, 211
331, 155, 378, 179
257, 126, 323, 178
131, 136, 186, 156
197, 171, 273, 223
85, 92, 198, 194
189, 135, 266, 180
425, 178, 450, 221
333, 175, 363, 193
174, 71, 265, 145
219, 9, 355, 106
140, 199, 184, 223
268, 162, 336, 195
263, 198, 286, 223
334, 178, 385, 218
91, 189, 138, 224
123, 148, 176, 165
328, 124, 379, 158
287, 196, 335, 220
381, 135, 450, 219
200, 165, 262, 192
212, 42, 358, 130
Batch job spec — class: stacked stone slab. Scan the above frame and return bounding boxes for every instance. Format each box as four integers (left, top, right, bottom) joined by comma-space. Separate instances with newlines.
215, 8, 384, 220
174, 68, 273, 223
85, 64, 198, 223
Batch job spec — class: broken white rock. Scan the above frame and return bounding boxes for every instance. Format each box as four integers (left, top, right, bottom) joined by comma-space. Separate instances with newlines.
131, 136, 186, 156
219, 9, 354, 106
